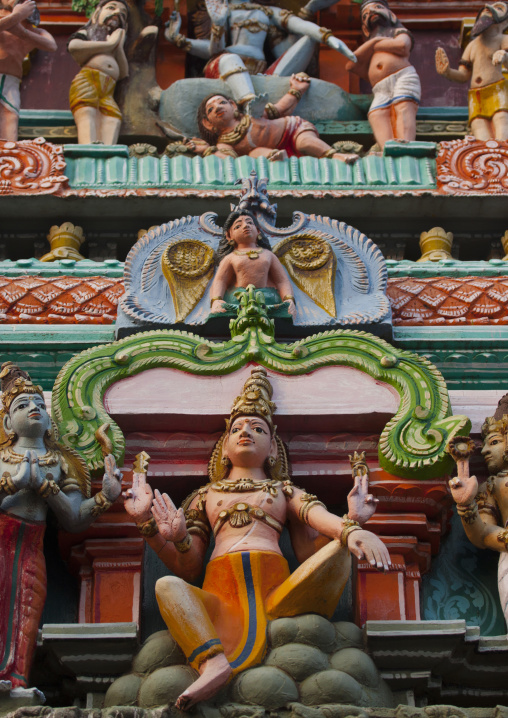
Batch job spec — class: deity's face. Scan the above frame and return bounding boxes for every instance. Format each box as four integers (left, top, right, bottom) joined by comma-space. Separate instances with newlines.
481, 430, 507, 474
202, 95, 237, 133
96, 0, 128, 30
361, 2, 396, 34
226, 214, 258, 247
4, 392, 51, 440
224, 416, 276, 469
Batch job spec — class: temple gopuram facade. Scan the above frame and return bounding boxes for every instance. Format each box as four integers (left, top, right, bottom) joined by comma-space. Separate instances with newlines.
2, 0, 508, 717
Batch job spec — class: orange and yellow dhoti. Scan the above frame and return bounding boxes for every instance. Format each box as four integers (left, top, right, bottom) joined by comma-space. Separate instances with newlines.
469, 78, 508, 122
69, 67, 122, 119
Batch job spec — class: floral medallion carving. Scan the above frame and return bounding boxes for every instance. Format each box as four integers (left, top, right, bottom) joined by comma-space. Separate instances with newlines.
437, 136, 508, 194
0, 138, 67, 195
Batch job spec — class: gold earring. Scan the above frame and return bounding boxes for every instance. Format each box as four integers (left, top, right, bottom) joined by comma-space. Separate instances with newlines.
268, 456, 276, 467
221, 456, 231, 466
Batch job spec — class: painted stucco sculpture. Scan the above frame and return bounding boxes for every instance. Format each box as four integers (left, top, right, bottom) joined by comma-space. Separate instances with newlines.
117, 171, 390, 335
122, 367, 390, 710
345, 0, 420, 149
68, 0, 129, 145
190, 87, 357, 162
164, 0, 355, 86
0, 362, 122, 696
0, 0, 56, 141
435, 1, 508, 141
448, 393, 508, 628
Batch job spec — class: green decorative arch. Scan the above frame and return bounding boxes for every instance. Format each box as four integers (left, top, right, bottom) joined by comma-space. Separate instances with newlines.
52, 288, 470, 479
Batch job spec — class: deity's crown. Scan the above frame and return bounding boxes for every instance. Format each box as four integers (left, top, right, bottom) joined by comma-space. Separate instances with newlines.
361, 0, 391, 12
481, 392, 508, 438
0, 362, 44, 412
226, 367, 276, 433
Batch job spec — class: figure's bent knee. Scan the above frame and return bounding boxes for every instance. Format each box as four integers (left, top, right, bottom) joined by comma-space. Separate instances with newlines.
155, 575, 188, 601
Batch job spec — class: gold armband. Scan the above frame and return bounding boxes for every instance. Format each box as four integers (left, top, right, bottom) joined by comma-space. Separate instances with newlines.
456, 501, 478, 525
299, 492, 325, 524
173, 34, 192, 51
283, 295, 295, 302
210, 296, 223, 306
0, 471, 17, 495
320, 27, 333, 43
174, 533, 192, 553
320, 148, 336, 159
137, 516, 159, 538
38, 478, 61, 499
288, 88, 302, 101
341, 515, 362, 548
298, 7, 313, 20
211, 24, 225, 40
264, 102, 281, 120
497, 529, 508, 549
279, 8, 294, 29
91, 491, 112, 517
203, 146, 218, 157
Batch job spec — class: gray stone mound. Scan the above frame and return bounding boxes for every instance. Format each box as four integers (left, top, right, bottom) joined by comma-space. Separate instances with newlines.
104, 615, 394, 715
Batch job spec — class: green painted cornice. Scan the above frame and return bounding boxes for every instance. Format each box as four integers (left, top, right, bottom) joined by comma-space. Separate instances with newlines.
52, 288, 469, 479
386, 259, 508, 277
0, 258, 124, 277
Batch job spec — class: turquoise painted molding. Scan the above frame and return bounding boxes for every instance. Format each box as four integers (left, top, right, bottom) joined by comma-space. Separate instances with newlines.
62, 143, 436, 191
0, 258, 124, 277
386, 259, 508, 277
51, 290, 468, 478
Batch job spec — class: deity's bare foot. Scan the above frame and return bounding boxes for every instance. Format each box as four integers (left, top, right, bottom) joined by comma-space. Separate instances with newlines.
175, 653, 232, 711
333, 152, 359, 164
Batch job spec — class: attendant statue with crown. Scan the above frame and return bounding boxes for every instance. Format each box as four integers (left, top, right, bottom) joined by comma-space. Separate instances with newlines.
448, 393, 508, 630
0, 362, 122, 694
124, 367, 389, 711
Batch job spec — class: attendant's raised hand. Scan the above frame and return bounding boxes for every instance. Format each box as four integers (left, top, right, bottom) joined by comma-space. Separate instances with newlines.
347, 474, 378, 525
449, 474, 478, 507
123, 470, 153, 522
151, 489, 187, 542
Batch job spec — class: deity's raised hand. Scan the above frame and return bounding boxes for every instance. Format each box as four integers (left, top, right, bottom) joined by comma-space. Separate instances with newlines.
492, 49, 508, 67
123, 469, 153, 522
435, 47, 450, 76
151, 489, 187, 543
327, 36, 357, 64
449, 474, 478, 507
347, 529, 390, 571
102, 454, 123, 503
11, 0, 37, 22
165, 10, 182, 40
347, 474, 378, 525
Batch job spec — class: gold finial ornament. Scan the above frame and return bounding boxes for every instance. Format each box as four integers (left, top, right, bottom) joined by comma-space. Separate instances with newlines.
41, 222, 86, 262
500, 231, 508, 260
418, 227, 453, 262
227, 367, 276, 433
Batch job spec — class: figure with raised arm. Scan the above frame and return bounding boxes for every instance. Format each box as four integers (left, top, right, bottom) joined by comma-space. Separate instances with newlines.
0, 362, 122, 693
124, 367, 390, 711
435, 2, 508, 141
67, 0, 129, 144
0, 0, 56, 140
448, 394, 508, 629
188, 83, 358, 163
345, 0, 420, 149
165, 0, 355, 103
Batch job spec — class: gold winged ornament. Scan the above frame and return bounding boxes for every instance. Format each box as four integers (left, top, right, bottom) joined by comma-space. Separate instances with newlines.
161, 239, 215, 322
273, 235, 336, 316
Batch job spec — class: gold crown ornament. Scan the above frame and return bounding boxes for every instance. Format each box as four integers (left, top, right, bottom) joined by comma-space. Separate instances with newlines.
41, 222, 85, 262
0, 362, 44, 412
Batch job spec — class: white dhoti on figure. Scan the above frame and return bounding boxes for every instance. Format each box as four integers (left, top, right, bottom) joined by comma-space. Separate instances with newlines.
0, 73, 21, 116
369, 65, 421, 114
498, 551, 508, 630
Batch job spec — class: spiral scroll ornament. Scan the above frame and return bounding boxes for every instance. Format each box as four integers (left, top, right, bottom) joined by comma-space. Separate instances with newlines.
0, 138, 67, 195
437, 136, 508, 194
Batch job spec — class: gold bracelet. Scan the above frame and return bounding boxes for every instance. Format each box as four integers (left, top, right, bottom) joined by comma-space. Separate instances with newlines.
497, 529, 508, 549
174, 533, 192, 553
340, 516, 362, 548
265, 102, 281, 120
0, 471, 17, 495
39, 479, 60, 499
456, 501, 478, 525
283, 295, 295, 302
91, 491, 113, 517
137, 517, 159, 538
288, 88, 302, 101
320, 27, 333, 43
210, 296, 223, 306
203, 146, 218, 157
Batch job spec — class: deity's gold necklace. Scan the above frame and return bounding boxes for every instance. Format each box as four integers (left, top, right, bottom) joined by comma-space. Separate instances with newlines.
234, 248, 262, 259
213, 477, 280, 496
218, 114, 252, 146
1, 446, 59, 467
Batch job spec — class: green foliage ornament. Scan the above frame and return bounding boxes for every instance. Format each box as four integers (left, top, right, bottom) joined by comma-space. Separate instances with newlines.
52, 286, 470, 478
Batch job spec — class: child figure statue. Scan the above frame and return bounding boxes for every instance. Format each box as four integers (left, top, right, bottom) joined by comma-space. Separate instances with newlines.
124, 367, 390, 711
0, 362, 122, 694
448, 393, 508, 630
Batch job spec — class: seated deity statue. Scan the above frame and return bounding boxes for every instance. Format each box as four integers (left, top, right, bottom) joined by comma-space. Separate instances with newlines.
0, 362, 122, 692
124, 367, 390, 711
188, 82, 357, 163
208, 209, 296, 318
448, 393, 508, 629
